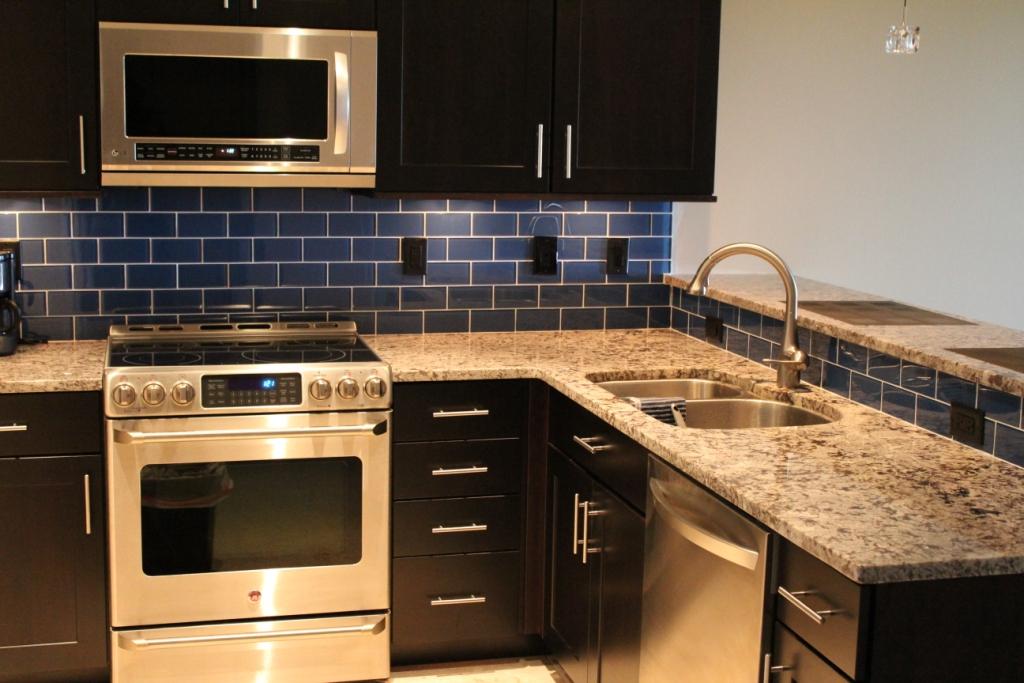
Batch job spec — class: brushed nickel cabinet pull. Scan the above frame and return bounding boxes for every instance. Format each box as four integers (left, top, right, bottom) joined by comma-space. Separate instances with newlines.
536, 123, 545, 179
432, 408, 490, 419
0, 424, 28, 433
83, 474, 92, 536
430, 595, 486, 607
78, 115, 86, 175
778, 586, 843, 625
565, 124, 573, 179
573, 435, 612, 454
580, 499, 590, 564
223, 1, 231, 8
431, 523, 488, 535
252, 0, 258, 8
431, 465, 489, 477
571, 493, 580, 556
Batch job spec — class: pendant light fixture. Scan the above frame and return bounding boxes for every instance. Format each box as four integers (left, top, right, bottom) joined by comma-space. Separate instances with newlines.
886, 0, 920, 54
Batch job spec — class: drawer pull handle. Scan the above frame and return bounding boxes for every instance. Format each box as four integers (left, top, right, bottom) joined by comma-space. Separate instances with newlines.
762, 653, 793, 683
778, 586, 844, 625
431, 465, 489, 477
573, 435, 612, 454
431, 523, 488, 535
432, 408, 490, 419
430, 594, 487, 607
83, 474, 92, 536
0, 424, 28, 433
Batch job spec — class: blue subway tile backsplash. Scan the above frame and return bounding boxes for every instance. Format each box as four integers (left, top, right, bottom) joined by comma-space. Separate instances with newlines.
669, 285, 1024, 469
4, 188, 672, 341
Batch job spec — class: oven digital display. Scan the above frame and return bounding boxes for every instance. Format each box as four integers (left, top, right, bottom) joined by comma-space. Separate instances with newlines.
202, 373, 301, 408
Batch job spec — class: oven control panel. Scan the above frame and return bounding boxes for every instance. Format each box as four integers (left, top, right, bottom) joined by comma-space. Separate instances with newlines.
103, 366, 391, 418
202, 373, 302, 408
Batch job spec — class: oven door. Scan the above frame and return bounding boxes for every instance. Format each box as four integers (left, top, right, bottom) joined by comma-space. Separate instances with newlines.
106, 411, 389, 627
99, 22, 377, 175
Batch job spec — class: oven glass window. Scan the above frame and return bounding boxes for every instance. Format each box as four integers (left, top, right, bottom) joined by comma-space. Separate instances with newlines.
140, 458, 361, 575
124, 55, 329, 140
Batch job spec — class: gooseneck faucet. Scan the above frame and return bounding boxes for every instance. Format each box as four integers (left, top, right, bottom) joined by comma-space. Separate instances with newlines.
686, 243, 808, 389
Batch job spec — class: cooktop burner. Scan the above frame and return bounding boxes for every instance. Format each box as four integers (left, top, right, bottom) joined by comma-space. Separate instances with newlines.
108, 337, 380, 367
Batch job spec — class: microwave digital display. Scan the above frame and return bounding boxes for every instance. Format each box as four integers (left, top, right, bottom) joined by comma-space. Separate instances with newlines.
124, 55, 329, 140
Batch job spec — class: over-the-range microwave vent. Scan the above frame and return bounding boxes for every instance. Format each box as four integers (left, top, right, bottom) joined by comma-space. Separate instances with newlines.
98, 22, 377, 188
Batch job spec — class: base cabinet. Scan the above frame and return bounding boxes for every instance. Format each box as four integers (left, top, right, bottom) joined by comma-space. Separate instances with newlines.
0, 455, 107, 683
544, 447, 643, 683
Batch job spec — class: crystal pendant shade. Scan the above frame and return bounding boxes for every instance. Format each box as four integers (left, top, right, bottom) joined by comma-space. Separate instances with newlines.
886, 1, 920, 54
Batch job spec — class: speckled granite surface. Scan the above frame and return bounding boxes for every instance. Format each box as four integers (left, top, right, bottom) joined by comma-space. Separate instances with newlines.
664, 273, 1024, 398
0, 341, 106, 394
4, 330, 1024, 585
368, 329, 1024, 585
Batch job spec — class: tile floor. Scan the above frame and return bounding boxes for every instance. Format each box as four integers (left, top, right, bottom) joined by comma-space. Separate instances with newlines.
391, 658, 565, 683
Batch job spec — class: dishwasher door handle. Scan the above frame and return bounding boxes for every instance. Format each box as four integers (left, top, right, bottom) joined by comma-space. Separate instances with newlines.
649, 479, 760, 571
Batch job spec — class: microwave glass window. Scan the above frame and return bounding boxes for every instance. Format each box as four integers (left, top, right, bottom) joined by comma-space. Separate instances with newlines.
140, 457, 361, 576
124, 55, 329, 140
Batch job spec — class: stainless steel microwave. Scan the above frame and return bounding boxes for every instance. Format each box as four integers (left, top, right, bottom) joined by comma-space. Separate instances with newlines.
99, 22, 376, 188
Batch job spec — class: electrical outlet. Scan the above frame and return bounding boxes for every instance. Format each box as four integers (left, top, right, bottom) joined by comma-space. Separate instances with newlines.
705, 315, 724, 344
401, 237, 427, 276
533, 235, 558, 275
950, 402, 986, 447
606, 238, 628, 274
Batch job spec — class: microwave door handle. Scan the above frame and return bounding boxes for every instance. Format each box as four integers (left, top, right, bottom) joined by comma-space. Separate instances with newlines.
334, 51, 350, 156
113, 421, 386, 445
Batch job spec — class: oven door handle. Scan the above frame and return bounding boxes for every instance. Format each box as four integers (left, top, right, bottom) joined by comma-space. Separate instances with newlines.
119, 618, 386, 650
113, 421, 387, 445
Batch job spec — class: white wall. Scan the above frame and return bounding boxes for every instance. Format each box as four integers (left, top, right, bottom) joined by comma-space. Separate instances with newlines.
673, 0, 1024, 329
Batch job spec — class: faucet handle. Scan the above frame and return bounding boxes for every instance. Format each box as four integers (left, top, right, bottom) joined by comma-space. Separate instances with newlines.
762, 358, 807, 367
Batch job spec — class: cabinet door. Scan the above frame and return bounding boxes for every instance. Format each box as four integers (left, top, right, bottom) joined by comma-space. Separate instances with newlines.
0, 456, 107, 683
552, 0, 721, 195
377, 0, 554, 193
97, 0, 239, 25
0, 1, 98, 192
545, 448, 596, 683
592, 481, 644, 683
239, 0, 375, 29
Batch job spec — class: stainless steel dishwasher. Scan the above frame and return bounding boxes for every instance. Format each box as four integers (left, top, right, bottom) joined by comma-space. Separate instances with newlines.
641, 457, 772, 683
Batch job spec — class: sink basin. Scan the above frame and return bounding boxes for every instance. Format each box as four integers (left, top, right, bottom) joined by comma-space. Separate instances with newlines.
597, 378, 748, 401
674, 399, 832, 429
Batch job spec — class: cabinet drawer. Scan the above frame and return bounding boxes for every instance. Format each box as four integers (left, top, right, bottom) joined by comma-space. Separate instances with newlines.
392, 552, 522, 646
772, 623, 851, 683
394, 381, 526, 442
394, 497, 521, 557
548, 391, 646, 513
0, 392, 101, 457
393, 439, 522, 500
777, 540, 868, 679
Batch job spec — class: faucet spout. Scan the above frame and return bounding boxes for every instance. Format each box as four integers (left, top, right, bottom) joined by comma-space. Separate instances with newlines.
686, 243, 807, 389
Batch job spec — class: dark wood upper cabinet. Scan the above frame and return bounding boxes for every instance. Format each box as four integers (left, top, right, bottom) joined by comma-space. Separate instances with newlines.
99, 1, 375, 29
239, 0, 376, 29
0, 456, 107, 683
376, 0, 720, 197
552, 0, 721, 195
376, 0, 555, 194
97, 0, 239, 25
0, 0, 98, 192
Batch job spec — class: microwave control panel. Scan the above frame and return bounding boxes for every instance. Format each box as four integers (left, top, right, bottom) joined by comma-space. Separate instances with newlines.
135, 144, 320, 162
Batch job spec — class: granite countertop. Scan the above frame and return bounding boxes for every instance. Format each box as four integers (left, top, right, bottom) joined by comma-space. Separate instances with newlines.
5, 330, 1024, 585
664, 273, 1024, 399
0, 341, 107, 394
367, 329, 1024, 585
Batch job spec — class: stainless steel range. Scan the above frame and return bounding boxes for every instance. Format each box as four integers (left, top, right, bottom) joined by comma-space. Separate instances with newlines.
103, 321, 391, 683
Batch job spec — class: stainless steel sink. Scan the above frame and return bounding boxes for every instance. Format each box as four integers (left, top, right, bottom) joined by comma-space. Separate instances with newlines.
673, 399, 832, 429
597, 378, 748, 401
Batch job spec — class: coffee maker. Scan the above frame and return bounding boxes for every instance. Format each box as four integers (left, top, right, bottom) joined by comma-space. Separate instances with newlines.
0, 247, 20, 356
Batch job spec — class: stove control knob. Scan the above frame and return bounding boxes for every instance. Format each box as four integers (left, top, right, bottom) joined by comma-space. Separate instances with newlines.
171, 382, 195, 406
112, 383, 137, 408
309, 378, 332, 401
142, 383, 166, 406
364, 376, 387, 400
337, 377, 360, 400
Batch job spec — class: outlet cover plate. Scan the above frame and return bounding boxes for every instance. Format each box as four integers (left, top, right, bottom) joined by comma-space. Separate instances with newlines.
950, 402, 986, 447
533, 235, 558, 275
401, 237, 427, 276
705, 315, 724, 344
606, 238, 628, 275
